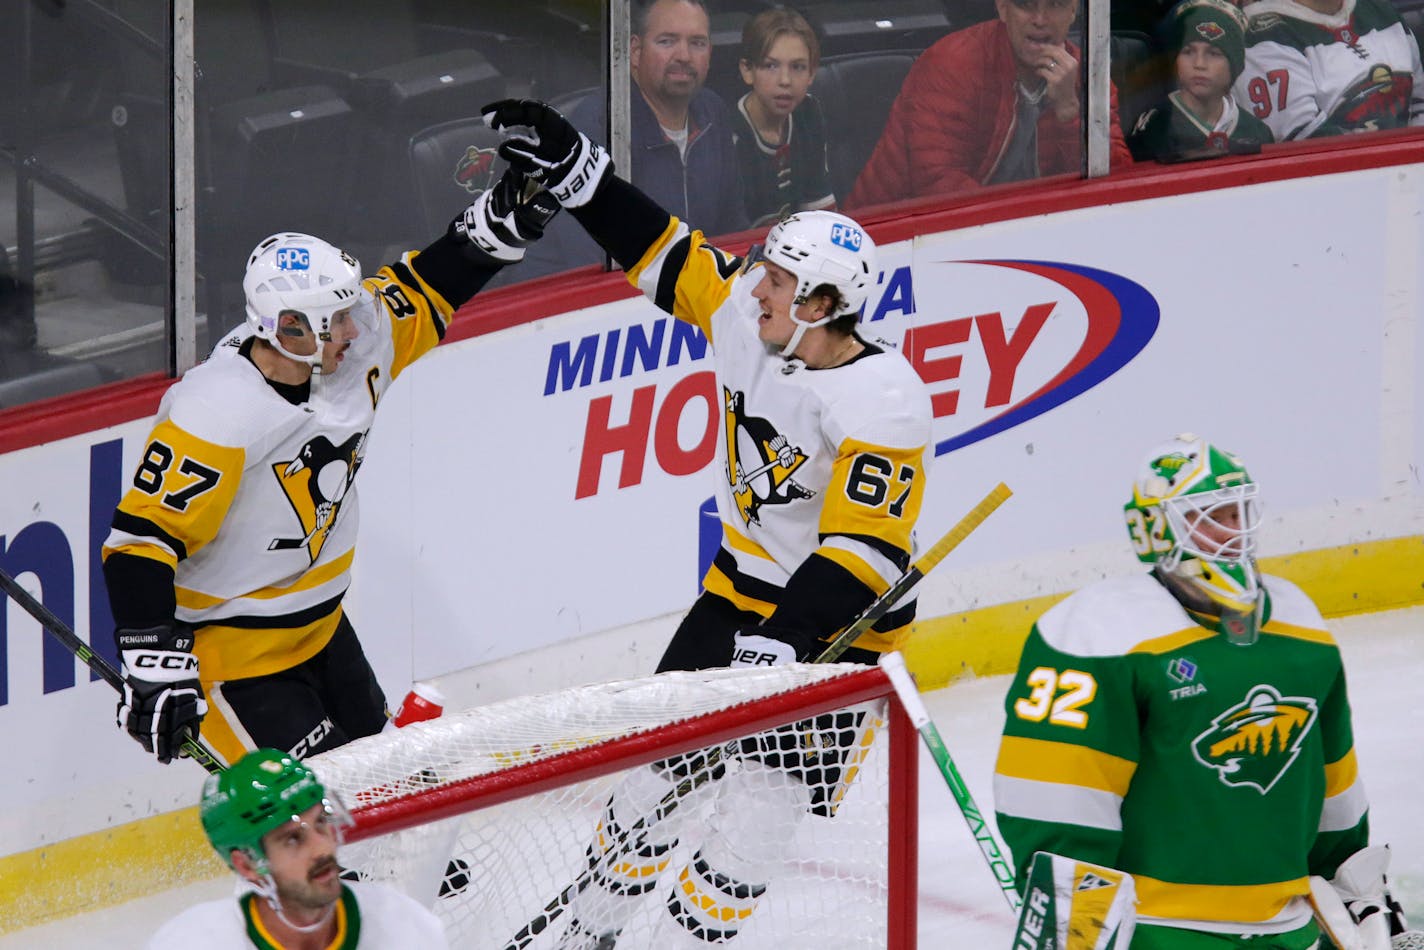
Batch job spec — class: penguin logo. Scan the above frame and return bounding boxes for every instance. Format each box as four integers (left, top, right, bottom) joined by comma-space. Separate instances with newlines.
724, 387, 814, 525
269, 431, 368, 560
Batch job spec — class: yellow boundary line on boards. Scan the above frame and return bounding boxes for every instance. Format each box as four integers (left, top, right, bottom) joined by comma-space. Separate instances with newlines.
1, 535, 1419, 936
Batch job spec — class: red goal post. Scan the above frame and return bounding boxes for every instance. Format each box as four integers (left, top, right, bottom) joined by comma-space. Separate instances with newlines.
309, 663, 919, 948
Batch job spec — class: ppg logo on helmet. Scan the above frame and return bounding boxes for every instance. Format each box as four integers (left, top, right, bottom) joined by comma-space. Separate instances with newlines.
275, 247, 311, 271
829, 223, 863, 252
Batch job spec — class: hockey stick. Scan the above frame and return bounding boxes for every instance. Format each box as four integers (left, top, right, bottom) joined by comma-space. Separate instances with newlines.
0, 566, 225, 775
501, 482, 1014, 949
879, 650, 1021, 913
815, 482, 1013, 664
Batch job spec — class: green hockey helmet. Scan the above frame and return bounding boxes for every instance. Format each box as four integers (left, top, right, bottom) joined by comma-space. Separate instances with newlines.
200, 749, 336, 872
1124, 434, 1263, 627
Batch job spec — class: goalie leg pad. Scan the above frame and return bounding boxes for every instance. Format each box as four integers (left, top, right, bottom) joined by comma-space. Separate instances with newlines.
1013, 851, 1137, 950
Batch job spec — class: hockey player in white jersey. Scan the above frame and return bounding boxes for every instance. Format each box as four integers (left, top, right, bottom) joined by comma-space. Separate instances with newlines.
147, 748, 448, 949
1234, 0, 1424, 140
483, 97, 932, 947
101, 168, 557, 767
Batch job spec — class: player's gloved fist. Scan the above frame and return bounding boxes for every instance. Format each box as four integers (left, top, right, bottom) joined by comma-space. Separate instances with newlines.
116, 622, 207, 764
1330, 846, 1423, 950
481, 98, 611, 208
730, 630, 801, 668
455, 167, 561, 263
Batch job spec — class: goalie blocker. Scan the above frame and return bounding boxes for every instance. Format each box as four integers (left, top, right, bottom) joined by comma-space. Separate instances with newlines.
1012, 852, 1136, 950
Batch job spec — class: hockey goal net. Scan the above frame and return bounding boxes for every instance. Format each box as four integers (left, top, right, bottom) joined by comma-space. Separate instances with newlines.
308, 663, 918, 949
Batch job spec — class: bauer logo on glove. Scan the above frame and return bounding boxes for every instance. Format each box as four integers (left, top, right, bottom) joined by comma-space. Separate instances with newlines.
481, 98, 613, 209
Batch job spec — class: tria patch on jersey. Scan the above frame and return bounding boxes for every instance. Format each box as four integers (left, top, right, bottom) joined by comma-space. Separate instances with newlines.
723, 387, 814, 525
1191, 685, 1319, 793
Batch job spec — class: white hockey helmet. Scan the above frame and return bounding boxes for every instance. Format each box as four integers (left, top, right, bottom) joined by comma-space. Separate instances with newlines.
243, 232, 363, 371
752, 211, 878, 357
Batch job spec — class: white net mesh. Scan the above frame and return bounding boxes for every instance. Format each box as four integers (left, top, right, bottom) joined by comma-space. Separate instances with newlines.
308, 664, 909, 949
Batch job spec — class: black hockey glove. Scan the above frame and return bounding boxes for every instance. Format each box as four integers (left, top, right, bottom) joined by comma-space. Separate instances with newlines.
729, 625, 815, 668
116, 622, 207, 764
455, 166, 561, 264
481, 98, 612, 208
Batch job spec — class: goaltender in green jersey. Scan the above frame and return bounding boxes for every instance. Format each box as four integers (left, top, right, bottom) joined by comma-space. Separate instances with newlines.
994, 434, 1419, 949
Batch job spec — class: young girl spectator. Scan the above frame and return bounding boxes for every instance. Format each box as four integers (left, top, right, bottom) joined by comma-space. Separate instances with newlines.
1130, 0, 1274, 161
732, 8, 836, 226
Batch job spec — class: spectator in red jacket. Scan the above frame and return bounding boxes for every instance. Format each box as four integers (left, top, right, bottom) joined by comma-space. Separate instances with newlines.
845, 0, 1132, 210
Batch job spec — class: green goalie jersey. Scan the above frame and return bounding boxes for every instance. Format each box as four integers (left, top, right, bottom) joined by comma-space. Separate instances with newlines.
994, 572, 1368, 934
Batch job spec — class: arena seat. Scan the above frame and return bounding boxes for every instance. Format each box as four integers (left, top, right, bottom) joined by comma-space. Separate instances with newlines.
806, 50, 919, 203
407, 119, 508, 244
1111, 30, 1166, 138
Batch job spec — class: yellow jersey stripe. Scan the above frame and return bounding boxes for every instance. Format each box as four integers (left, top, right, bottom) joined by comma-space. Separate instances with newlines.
996, 735, 1137, 794
103, 542, 178, 572
721, 522, 774, 562
1129, 627, 1217, 656
818, 545, 892, 596
194, 606, 342, 682
176, 549, 355, 610
1134, 874, 1309, 923
1323, 748, 1358, 798
1262, 620, 1335, 645
702, 563, 777, 618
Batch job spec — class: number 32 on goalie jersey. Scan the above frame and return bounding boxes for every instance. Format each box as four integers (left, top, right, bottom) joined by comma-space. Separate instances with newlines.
1014, 667, 1098, 729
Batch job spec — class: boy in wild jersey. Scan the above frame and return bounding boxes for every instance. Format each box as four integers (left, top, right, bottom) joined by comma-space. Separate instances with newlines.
994, 434, 1418, 949
1129, 0, 1274, 161
101, 169, 556, 767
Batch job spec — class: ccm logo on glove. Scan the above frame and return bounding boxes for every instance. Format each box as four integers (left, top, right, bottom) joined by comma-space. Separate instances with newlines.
132, 651, 199, 672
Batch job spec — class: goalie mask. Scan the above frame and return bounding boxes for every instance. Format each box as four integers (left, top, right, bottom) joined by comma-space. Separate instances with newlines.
200, 748, 350, 875
1124, 434, 1264, 643
243, 232, 363, 373
745, 211, 878, 357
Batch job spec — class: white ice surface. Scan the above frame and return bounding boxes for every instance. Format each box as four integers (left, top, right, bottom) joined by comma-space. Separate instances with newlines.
2, 605, 1418, 949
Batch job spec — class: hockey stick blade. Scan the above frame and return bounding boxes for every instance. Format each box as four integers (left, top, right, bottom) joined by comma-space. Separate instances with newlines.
815, 482, 1013, 664
0, 566, 226, 774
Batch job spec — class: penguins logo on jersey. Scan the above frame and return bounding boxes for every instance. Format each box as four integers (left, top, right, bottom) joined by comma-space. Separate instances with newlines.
454, 145, 498, 195
724, 388, 814, 526
269, 431, 368, 560
1329, 65, 1413, 129
1190, 685, 1319, 794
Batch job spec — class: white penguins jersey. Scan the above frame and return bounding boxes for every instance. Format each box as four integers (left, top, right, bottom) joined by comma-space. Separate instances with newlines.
102, 251, 453, 682
146, 881, 449, 949
626, 217, 933, 649
1235, 0, 1424, 140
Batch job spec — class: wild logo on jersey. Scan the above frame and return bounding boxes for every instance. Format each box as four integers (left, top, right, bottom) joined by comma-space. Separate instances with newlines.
724, 388, 814, 526
270, 431, 367, 560
1328, 65, 1413, 129
1191, 685, 1319, 794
